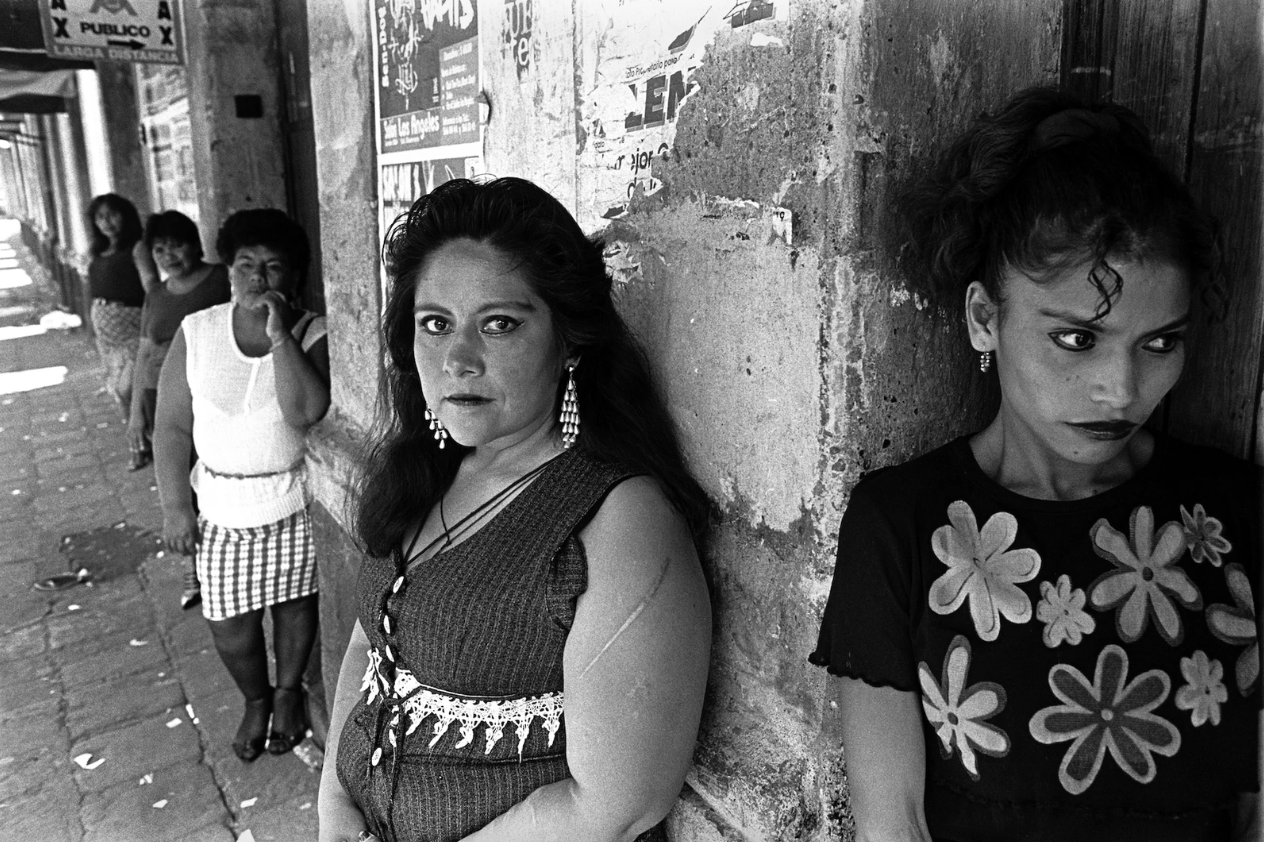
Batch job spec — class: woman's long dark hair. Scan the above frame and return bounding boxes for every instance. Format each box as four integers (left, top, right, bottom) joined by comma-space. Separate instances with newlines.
87, 193, 143, 257
900, 86, 1224, 320
355, 177, 710, 558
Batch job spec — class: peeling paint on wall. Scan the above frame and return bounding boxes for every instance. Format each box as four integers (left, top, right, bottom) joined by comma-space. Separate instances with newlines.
576, 0, 726, 224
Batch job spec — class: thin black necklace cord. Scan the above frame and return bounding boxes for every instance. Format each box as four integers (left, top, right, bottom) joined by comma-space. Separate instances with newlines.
400, 452, 564, 572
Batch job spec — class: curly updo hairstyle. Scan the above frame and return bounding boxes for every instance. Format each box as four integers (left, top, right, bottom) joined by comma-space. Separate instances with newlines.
900, 86, 1223, 321
355, 177, 710, 558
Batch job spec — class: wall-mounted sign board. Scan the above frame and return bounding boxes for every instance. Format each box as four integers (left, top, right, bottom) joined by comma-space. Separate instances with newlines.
37, 0, 184, 65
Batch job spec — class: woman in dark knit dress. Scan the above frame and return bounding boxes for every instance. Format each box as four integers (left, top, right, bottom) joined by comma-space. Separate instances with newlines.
810, 88, 1260, 841
318, 177, 712, 842
85, 193, 146, 468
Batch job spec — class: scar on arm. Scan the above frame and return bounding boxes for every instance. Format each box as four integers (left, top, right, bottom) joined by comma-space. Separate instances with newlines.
578, 555, 672, 678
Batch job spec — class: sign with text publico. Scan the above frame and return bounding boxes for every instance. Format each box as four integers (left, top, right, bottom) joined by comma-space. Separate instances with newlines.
38, 0, 184, 65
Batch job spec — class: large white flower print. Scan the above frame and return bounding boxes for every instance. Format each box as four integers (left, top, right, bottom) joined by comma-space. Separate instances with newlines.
929, 501, 1041, 641
1029, 645, 1180, 795
918, 635, 1010, 780
1089, 506, 1202, 646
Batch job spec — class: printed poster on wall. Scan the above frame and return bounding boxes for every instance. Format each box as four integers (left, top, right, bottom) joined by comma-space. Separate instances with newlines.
577, 0, 787, 225
371, 0, 483, 245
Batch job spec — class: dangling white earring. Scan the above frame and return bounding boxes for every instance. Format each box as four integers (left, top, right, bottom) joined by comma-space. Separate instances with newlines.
425, 407, 448, 449
979, 351, 993, 373
560, 365, 579, 449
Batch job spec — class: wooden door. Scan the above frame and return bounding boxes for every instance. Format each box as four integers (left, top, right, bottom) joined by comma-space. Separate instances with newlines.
1062, 0, 1263, 462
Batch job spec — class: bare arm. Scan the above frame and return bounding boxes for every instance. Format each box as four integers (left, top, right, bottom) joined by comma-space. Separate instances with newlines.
132, 240, 159, 293
152, 327, 197, 554
260, 294, 330, 427
837, 678, 933, 842
460, 476, 712, 842
318, 620, 373, 842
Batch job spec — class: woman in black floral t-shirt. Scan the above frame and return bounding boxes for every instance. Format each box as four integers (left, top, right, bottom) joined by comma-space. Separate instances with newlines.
810, 87, 1260, 842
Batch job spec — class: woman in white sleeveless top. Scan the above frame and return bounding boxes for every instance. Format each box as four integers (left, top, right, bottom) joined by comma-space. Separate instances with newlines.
153, 209, 331, 762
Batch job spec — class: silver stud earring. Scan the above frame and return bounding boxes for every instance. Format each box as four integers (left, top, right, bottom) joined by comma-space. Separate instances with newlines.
560, 365, 579, 449
979, 351, 993, 373
425, 407, 448, 449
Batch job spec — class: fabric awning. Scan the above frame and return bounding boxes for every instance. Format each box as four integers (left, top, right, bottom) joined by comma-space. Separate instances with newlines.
0, 67, 75, 113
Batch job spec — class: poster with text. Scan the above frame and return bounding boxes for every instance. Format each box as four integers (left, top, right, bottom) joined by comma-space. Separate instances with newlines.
373, 0, 480, 155
378, 158, 482, 245
372, 0, 484, 305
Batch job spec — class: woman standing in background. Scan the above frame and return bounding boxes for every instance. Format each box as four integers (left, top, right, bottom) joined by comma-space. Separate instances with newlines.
129, 210, 230, 468
85, 193, 146, 469
131, 210, 231, 609
154, 208, 330, 762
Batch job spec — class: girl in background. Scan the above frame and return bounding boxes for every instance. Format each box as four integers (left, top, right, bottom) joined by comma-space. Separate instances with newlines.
85, 193, 146, 468
811, 88, 1260, 841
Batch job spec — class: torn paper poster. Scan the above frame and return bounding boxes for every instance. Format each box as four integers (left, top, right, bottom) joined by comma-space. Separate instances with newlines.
577, 0, 728, 225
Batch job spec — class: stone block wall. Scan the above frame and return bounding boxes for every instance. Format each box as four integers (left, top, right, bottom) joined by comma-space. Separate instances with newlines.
304, 1, 1062, 837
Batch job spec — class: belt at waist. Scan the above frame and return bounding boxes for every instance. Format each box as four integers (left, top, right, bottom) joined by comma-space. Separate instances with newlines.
201, 461, 304, 480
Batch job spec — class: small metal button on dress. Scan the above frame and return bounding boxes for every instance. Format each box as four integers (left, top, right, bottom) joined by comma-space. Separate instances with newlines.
384, 645, 395, 662
371, 747, 382, 766
392, 576, 404, 593
383, 615, 392, 634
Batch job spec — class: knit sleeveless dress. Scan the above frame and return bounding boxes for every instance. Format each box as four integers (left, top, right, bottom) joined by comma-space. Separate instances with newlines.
336, 450, 667, 842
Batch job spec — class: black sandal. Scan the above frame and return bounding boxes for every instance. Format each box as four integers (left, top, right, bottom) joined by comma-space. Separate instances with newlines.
232, 694, 272, 762
267, 686, 309, 755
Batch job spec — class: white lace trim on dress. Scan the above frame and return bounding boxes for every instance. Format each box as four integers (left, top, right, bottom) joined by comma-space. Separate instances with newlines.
360, 648, 564, 758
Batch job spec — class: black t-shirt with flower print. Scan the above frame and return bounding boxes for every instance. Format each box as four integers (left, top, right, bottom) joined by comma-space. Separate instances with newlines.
810, 433, 1261, 842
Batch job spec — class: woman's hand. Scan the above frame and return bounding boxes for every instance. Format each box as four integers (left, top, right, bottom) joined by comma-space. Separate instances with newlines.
162, 506, 199, 556
256, 290, 296, 345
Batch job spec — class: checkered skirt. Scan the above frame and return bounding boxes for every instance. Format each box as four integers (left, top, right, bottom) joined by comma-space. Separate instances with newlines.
196, 509, 317, 620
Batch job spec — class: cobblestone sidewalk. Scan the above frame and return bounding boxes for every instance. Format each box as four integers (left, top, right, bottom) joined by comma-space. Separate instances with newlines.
0, 221, 322, 842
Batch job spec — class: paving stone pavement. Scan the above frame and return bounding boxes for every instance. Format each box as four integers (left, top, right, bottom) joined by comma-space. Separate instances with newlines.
0, 220, 322, 842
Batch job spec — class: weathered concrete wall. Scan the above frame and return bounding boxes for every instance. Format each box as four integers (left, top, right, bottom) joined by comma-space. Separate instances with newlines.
305, 0, 380, 435
305, 0, 1061, 838
304, 0, 382, 685
183, 0, 289, 247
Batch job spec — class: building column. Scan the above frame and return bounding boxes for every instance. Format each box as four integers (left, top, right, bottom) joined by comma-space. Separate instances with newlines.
94, 61, 151, 216
183, 0, 288, 245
